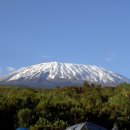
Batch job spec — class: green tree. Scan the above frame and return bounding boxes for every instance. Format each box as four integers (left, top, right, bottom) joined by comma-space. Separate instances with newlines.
18, 108, 32, 128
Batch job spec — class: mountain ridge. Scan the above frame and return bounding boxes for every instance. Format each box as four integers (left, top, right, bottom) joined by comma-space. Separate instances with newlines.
0, 62, 129, 87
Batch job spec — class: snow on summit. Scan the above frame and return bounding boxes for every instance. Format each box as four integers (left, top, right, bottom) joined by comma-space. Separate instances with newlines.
0, 62, 129, 87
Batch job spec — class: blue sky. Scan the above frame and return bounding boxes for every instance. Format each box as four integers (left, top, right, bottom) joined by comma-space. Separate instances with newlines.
0, 0, 130, 78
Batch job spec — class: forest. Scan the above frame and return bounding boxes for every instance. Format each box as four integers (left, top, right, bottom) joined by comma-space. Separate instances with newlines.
0, 83, 130, 130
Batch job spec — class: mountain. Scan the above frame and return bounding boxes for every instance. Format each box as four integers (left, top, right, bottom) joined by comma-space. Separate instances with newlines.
0, 62, 129, 87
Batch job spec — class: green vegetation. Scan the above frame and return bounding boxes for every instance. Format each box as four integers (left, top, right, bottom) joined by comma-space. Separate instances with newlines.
0, 83, 130, 130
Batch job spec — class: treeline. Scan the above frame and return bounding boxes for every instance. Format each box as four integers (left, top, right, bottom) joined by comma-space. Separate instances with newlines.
0, 83, 130, 130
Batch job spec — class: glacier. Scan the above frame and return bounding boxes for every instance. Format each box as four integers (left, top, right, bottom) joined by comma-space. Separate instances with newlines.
0, 62, 129, 87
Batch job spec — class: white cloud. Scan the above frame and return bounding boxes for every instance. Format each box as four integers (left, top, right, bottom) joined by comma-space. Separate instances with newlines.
6, 66, 16, 72
105, 57, 114, 62
0, 67, 3, 76
41, 55, 50, 58
105, 51, 117, 62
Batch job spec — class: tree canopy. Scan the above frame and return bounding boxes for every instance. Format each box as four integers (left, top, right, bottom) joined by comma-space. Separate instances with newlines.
0, 83, 130, 130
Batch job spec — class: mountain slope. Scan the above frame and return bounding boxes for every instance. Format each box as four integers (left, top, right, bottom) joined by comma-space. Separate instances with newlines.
0, 62, 129, 87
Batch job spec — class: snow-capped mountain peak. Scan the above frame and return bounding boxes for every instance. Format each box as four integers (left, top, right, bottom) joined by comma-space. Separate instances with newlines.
0, 62, 129, 87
